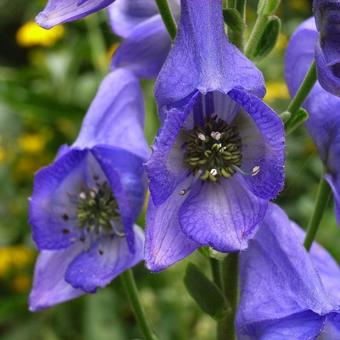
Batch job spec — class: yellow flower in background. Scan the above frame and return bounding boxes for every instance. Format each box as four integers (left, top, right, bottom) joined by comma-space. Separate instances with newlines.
18, 132, 47, 154
16, 21, 65, 48
0, 246, 35, 278
265, 81, 290, 102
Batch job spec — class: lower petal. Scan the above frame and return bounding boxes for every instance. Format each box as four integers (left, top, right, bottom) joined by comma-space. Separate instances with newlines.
145, 177, 200, 272
65, 225, 144, 293
179, 175, 267, 252
29, 242, 85, 311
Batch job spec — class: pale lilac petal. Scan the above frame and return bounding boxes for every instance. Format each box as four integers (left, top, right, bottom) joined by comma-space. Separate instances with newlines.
74, 69, 149, 160
237, 204, 333, 338
155, 0, 265, 109
92, 146, 146, 252
145, 177, 199, 272
111, 15, 171, 79
108, 0, 158, 38
65, 225, 144, 293
179, 174, 267, 252
36, 0, 116, 29
29, 149, 88, 250
146, 93, 199, 206
228, 88, 285, 200
29, 242, 85, 311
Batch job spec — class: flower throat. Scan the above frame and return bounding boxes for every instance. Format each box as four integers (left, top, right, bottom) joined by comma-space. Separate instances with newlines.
184, 115, 242, 182
76, 181, 120, 233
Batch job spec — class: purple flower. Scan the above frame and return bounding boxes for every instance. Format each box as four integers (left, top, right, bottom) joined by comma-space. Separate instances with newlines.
285, 18, 340, 226
36, 0, 117, 28
29, 69, 149, 311
145, 0, 285, 271
108, 0, 180, 79
237, 204, 340, 339
313, 0, 340, 96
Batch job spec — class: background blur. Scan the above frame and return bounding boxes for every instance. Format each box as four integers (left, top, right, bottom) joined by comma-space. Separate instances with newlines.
0, 0, 338, 339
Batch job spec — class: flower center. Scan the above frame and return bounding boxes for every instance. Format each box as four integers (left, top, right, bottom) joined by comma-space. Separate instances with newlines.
184, 115, 242, 182
76, 181, 120, 233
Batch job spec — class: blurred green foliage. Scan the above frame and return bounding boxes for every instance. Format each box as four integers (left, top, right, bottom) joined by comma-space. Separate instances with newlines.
1, 0, 339, 339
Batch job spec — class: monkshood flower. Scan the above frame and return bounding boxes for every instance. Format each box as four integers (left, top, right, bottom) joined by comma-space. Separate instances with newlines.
36, 0, 117, 28
285, 18, 340, 225
145, 0, 285, 271
237, 204, 340, 339
29, 69, 149, 311
108, 0, 180, 79
313, 0, 340, 96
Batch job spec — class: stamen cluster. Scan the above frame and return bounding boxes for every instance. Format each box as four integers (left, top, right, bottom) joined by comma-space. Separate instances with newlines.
77, 181, 120, 233
184, 115, 242, 182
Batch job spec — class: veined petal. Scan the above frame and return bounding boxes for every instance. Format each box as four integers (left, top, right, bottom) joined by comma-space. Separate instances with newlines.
145, 177, 199, 272
237, 204, 333, 338
146, 93, 199, 206
74, 69, 149, 160
228, 88, 285, 200
66, 225, 144, 293
239, 311, 326, 340
179, 174, 268, 252
92, 146, 146, 252
155, 0, 265, 109
29, 242, 85, 311
29, 149, 88, 250
108, 0, 158, 38
111, 15, 171, 79
36, 0, 116, 29
291, 220, 340, 307
325, 174, 340, 228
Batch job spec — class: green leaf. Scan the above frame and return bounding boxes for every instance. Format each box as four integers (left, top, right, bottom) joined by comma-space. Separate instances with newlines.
253, 16, 281, 60
285, 108, 309, 134
184, 263, 229, 320
223, 8, 244, 33
257, 0, 281, 15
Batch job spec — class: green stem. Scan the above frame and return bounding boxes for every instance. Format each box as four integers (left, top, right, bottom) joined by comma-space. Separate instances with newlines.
285, 61, 317, 130
245, 12, 268, 58
304, 174, 332, 251
287, 61, 317, 114
231, 0, 247, 50
210, 258, 223, 289
217, 253, 239, 340
85, 14, 107, 77
121, 270, 157, 340
155, 0, 177, 40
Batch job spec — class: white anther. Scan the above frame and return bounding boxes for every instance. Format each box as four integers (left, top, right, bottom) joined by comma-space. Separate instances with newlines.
90, 191, 96, 199
252, 165, 261, 176
179, 189, 188, 195
211, 131, 222, 141
79, 192, 86, 200
197, 132, 206, 141
210, 168, 218, 176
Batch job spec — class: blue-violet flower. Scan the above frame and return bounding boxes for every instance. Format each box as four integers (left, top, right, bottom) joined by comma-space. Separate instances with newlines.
237, 204, 340, 339
145, 0, 285, 271
285, 18, 340, 226
29, 69, 149, 311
